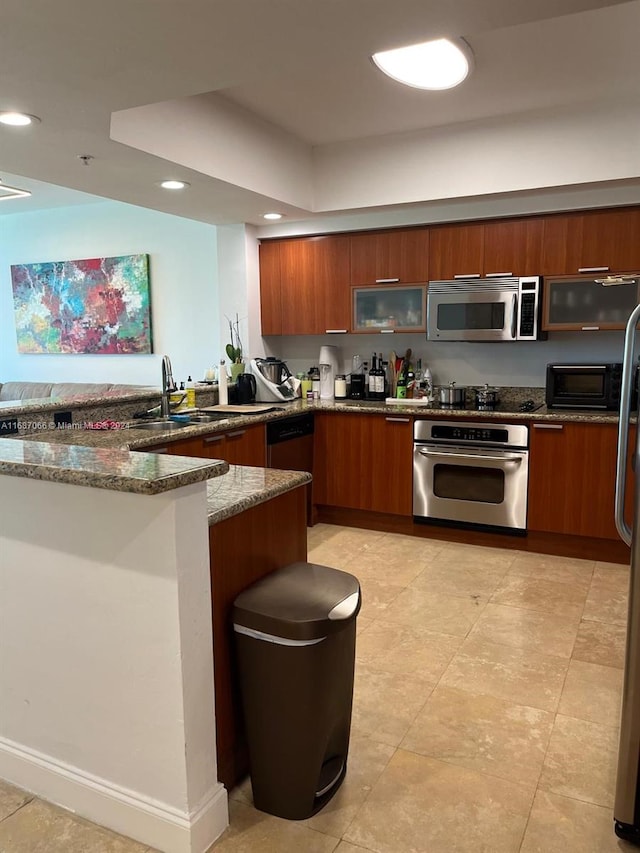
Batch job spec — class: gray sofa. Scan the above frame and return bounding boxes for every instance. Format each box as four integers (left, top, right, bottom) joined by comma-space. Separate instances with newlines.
0, 381, 150, 402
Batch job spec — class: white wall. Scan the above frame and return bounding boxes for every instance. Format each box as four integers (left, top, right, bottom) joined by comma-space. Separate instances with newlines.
111, 93, 314, 210
313, 101, 640, 212
0, 474, 227, 853
0, 201, 219, 387
111, 92, 640, 217
217, 225, 250, 367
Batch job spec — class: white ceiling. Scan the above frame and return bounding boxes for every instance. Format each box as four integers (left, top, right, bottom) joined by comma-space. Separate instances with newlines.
0, 0, 638, 226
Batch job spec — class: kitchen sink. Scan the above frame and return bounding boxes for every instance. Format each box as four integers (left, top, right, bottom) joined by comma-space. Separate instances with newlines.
131, 419, 192, 431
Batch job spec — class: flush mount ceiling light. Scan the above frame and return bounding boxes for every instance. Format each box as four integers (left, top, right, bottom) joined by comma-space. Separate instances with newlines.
0, 179, 31, 201
159, 179, 190, 190
263, 212, 283, 220
0, 111, 41, 126
372, 37, 473, 90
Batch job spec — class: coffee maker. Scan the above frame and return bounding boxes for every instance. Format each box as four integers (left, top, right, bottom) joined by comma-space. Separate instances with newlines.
349, 374, 366, 399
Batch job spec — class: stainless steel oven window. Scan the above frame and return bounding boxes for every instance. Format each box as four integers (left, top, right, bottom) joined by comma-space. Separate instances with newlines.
433, 463, 505, 504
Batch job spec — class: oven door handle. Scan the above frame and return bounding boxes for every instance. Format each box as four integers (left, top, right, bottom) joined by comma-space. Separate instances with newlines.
417, 448, 523, 465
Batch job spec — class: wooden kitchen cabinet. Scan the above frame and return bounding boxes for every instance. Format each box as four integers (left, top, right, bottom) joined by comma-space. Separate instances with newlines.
209, 484, 307, 788
259, 235, 351, 335
349, 227, 430, 285
527, 421, 635, 539
483, 217, 544, 276
140, 423, 266, 467
313, 412, 413, 516
542, 207, 640, 276
221, 423, 266, 465
259, 240, 282, 335
428, 222, 484, 280
429, 218, 544, 280
352, 284, 426, 333
543, 274, 640, 331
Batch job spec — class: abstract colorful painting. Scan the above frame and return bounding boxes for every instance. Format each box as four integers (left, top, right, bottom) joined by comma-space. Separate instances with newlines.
10, 254, 152, 354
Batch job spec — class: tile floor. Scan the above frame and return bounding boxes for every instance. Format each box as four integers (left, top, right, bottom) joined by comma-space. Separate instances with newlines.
0, 524, 634, 852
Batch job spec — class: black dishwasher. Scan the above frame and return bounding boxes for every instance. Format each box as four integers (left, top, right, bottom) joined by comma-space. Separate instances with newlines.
266, 413, 314, 525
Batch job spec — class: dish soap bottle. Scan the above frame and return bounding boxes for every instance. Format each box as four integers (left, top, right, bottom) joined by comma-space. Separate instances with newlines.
186, 376, 196, 409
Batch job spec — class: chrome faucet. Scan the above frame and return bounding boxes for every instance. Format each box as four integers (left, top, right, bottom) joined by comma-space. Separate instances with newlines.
161, 355, 176, 418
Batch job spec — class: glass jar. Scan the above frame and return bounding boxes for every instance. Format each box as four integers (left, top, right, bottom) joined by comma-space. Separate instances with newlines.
334, 375, 347, 399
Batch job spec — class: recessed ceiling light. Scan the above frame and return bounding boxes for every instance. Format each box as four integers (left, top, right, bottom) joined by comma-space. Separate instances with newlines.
372, 38, 473, 90
263, 212, 283, 220
0, 112, 41, 127
159, 180, 190, 190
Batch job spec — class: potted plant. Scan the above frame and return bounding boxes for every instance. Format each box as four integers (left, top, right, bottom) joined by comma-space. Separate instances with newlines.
226, 314, 245, 382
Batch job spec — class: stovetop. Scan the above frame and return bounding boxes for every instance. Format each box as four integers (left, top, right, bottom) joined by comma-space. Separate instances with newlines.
344, 398, 545, 414
435, 400, 544, 414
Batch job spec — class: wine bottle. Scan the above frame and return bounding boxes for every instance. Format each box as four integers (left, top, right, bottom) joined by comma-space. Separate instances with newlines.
368, 352, 385, 400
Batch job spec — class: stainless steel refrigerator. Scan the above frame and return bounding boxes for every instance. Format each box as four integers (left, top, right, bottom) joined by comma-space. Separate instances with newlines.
614, 297, 640, 844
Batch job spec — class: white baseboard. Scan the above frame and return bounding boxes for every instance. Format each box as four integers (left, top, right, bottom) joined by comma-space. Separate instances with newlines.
0, 737, 229, 853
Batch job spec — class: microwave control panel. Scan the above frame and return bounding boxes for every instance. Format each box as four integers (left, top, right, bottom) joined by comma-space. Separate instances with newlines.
517, 277, 542, 340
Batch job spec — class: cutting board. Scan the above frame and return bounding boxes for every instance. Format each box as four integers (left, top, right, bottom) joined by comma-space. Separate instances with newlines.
200, 404, 281, 414
385, 397, 434, 406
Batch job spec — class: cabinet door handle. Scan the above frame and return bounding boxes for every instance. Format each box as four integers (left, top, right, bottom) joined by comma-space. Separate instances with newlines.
485, 271, 513, 278
380, 329, 395, 334
375, 277, 400, 284
204, 434, 225, 444
386, 417, 410, 423
454, 273, 481, 279
226, 430, 246, 438
533, 423, 564, 430
325, 329, 348, 334
578, 266, 609, 273
581, 326, 600, 331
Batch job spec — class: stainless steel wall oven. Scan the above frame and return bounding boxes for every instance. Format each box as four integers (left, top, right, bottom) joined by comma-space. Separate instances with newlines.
413, 420, 529, 532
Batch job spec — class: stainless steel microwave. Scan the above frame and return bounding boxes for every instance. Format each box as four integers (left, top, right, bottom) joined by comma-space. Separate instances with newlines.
426, 275, 543, 342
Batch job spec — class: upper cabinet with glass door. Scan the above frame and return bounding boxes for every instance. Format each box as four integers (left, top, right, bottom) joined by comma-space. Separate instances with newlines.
352, 285, 426, 333
543, 273, 640, 331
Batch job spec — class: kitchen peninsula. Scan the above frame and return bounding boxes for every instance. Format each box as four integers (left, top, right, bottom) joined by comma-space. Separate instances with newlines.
0, 435, 310, 853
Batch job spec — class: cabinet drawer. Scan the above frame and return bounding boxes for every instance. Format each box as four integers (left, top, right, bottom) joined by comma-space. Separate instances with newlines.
139, 423, 266, 466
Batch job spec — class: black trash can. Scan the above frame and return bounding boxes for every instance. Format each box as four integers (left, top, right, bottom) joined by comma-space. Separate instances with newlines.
232, 561, 361, 820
